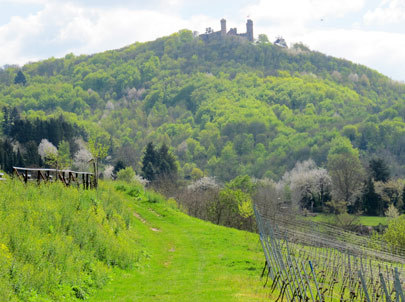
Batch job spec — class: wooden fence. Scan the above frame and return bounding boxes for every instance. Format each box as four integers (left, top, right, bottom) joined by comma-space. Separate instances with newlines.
12, 167, 96, 189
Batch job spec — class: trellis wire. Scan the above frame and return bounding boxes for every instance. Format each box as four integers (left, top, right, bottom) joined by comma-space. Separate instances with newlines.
254, 205, 405, 301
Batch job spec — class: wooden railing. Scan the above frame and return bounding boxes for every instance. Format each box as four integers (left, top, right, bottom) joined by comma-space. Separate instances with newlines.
12, 167, 96, 189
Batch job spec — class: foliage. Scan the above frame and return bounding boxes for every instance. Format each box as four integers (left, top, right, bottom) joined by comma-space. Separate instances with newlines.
0, 180, 139, 301
116, 166, 136, 183
210, 187, 254, 230
14, 71, 26, 86
324, 200, 347, 214
362, 177, 384, 216
179, 176, 221, 220
112, 160, 126, 179
281, 159, 331, 211
327, 137, 364, 204
73, 142, 93, 171
369, 158, 390, 182
332, 212, 360, 230
0, 30, 404, 184
141, 142, 177, 182
38, 138, 57, 160
383, 215, 405, 250
385, 203, 399, 219
88, 136, 109, 185
88, 137, 109, 163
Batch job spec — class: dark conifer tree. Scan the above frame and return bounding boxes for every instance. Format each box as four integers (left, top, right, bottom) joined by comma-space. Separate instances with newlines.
14, 70, 26, 85
10, 107, 20, 126
2, 140, 14, 173
16, 149, 24, 167
158, 143, 177, 177
141, 142, 158, 181
362, 177, 383, 216
141, 142, 178, 182
143, 162, 157, 182
112, 160, 126, 179
369, 158, 390, 182
24, 141, 41, 167
2, 107, 9, 135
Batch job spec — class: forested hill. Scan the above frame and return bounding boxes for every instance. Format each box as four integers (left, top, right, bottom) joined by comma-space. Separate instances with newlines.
1, 30, 405, 180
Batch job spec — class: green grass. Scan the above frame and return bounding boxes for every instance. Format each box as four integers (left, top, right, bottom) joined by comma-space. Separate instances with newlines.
90, 184, 270, 302
0, 180, 141, 301
0, 180, 270, 301
308, 213, 388, 226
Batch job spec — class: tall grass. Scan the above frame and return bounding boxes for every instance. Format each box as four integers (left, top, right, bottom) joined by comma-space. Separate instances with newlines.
0, 180, 140, 301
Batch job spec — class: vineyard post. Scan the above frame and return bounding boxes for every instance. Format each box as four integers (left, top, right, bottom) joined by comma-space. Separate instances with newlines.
394, 268, 404, 302
285, 236, 305, 299
259, 234, 274, 280
380, 272, 392, 302
265, 221, 294, 301
293, 257, 308, 300
309, 260, 323, 302
301, 261, 315, 302
358, 270, 371, 302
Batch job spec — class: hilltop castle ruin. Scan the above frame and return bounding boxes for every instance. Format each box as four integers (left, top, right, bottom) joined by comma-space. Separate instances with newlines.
200, 19, 254, 42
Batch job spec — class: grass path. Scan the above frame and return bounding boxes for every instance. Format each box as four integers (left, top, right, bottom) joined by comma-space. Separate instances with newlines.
90, 197, 271, 301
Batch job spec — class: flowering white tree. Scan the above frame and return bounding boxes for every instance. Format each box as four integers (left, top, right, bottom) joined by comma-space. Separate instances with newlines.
38, 139, 57, 160
187, 176, 219, 192
103, 165, 114, 180
281, 159, 332, 211
73, 147, 93, 171
180, 177, 221, 219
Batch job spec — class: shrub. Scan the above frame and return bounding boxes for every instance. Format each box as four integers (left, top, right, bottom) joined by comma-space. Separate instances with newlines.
383, 215, 405, 250
116, 166, 136, 183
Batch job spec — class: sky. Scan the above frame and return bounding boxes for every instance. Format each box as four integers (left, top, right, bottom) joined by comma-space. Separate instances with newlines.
0, 0, 405, 82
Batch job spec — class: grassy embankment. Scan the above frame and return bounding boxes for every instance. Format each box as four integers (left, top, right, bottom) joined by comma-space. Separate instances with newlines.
0, 179, 270, 301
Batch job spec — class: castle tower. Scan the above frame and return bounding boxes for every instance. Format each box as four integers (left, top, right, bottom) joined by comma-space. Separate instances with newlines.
220, 18, 227, 36
246, 19, 253, 42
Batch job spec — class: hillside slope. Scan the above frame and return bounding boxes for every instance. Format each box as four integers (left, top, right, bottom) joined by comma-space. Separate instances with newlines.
0, 180, 268, 301
1, 31, 405, 179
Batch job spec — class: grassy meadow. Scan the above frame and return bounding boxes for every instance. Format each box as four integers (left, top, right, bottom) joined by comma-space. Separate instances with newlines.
307, 213, 388, 226
0, 180, 270, 301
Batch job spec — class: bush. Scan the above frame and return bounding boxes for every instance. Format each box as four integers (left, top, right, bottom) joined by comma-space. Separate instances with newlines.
116, 166, 136, 183
383, 215, 405, 250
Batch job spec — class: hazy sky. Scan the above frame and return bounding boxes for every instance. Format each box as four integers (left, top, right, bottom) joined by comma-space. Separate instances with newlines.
1, 0, 405, 81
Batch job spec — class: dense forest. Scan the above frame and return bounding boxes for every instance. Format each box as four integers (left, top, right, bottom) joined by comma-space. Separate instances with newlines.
1, 30, 405, 183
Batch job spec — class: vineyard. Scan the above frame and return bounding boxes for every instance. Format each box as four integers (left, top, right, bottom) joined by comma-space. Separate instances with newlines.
254, 206, 405, 301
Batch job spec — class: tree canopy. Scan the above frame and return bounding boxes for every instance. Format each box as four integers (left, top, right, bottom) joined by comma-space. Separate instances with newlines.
0, 30, 404, 182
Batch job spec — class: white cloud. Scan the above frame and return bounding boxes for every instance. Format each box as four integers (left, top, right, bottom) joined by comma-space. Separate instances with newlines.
364, 0, 405, 25
244, 0, 366, 27
0, 2, 216, 66
255, 22, 405, 81
244, 0, 405, 81
0, 0, 45, 3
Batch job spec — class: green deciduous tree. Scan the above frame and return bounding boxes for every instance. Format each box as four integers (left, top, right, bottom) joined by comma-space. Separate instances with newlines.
88, 137, 109, 186
327, 137, 364, 205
